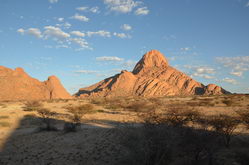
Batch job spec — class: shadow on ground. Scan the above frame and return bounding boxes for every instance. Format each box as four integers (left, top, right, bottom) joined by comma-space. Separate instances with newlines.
1, 114, 249, 165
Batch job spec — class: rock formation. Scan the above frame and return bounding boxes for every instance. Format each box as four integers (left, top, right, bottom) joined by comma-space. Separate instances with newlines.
0, 66, 72, 101
75, 50, 230, 97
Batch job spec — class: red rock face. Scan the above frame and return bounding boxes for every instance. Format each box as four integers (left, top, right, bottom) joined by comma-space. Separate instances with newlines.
0, 66, 72, 101
75, 50, 230, 97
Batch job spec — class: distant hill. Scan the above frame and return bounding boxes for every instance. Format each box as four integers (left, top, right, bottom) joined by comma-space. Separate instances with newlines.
75, 50, 230, 97
0, 66, 72, 101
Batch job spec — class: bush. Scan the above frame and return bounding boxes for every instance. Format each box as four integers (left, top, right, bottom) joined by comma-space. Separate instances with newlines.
90, 98, 107, 105
236, 109, 249, 130
127, 100, 154, 112
162, 105, 200, 127
137, 104, 200, 127
222, 99, 233, 106
64, 104, 94, 132
36, 108, 57, 131
119, 125, 173, 165
208, 115, 239, 148
23, 101, 43, 111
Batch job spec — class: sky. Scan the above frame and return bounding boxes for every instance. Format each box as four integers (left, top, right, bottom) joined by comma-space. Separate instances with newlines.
0, 0, 249, 94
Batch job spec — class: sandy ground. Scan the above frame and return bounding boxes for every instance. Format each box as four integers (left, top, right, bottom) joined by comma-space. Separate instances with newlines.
0, 95, 248, 165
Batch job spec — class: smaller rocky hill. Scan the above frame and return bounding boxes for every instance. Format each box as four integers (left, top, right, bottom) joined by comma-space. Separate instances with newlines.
0, 66, 72, 101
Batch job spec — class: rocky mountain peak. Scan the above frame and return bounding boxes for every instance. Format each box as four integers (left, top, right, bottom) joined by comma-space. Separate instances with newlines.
132, 50, 169, 74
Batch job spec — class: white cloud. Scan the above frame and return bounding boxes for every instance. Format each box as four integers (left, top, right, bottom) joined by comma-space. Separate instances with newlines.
87, 30, 111, 37
70, 31, 85, 37
90, 7, 100, 13
135, 7, 149, 15
17, 28, 42, 38
56, 22, 71, 29
58, 17, 64, 22
122, 60, 137, 68
76, 6, 100, 13
27, 28, 42, 38
202, 75, 215, 79
180, 47, 191, 51
230, 71, 243, 77
55, 45, 69, 49
222, 78, 238, 85
104, 0, 141, 13
71, 13, 89, 22
246, 2, 249, 7
17, 28, 25, 34
17, 26, 93, 50
113, 32, 131, 39
193, 66, 216, 74
96, 56, 124, 61
216, 56, 249, 76
48, 0, 58, 3
121, 24, 132, 31
76, 6, 88, 11
191, 73, 215, 79
196, 67, 215, 74
43, 26, 70, 40
74, 70, 97, 74
70, 38, 90, 49
63, 22, 72, 29
185, 65, 216, 80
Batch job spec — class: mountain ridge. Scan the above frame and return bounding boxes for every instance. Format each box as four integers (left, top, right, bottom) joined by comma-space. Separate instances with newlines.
75, 50, 230, 97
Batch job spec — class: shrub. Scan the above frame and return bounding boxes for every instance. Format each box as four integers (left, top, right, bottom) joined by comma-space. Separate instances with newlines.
23, 101, 43, 111
236, 109, 249, 130
90, 98, 107, 105
137, 104, 200, 127
208, 115, 239, 148
222, 99, 233, 106
127, 100, 154, 112
180, 128, 219, 164
162, 105, 200, 127
36, 108, 57, 131
119, 125, 173, 165
64, 104, 94, 132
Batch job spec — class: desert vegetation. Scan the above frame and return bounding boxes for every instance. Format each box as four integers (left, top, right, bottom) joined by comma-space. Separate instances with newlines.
0, 94, 249, 164
119, 102, 249, 165
36, 108, 58, 131
64, 104, 95, 132
23, 100, 43, 111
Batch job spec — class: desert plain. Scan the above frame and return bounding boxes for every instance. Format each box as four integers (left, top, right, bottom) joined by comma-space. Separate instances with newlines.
0, 94, 249, 165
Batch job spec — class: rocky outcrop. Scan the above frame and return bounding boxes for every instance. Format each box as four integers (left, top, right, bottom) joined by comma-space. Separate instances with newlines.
44, 75, 72, 99
0, 66, 72, 101
75, 50, 230, 97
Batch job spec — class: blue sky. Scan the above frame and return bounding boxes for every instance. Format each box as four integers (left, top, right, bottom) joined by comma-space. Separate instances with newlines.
0, 0, 249, 94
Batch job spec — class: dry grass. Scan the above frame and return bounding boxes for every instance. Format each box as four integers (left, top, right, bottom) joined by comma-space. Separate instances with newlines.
0, 121, 11, 127
0, 94, 249, 164
23, 100, 43, 111
0, 115, 9, 119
